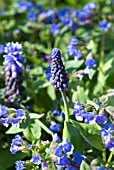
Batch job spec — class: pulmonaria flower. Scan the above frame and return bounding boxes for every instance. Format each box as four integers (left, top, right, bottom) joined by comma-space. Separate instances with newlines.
52, 108, 61, 116
39, 9, 55, 23
73, 10, 90, 23
18, 0, 33, 11
50, 24, 61, 35
52, 133, 61, 142
95, 113, 107, 124
27, 9, 37, 21
0, 44, 5, 54
83, 112, 96, 124
99, 20, 111, 32
31, 155, 42, 165
41, 162, 48, 170
72, 152, 85, 165
97, 167, 106, 170
10, 135, 24, 154
50, 121, 61, 133
100, 122, 114, 151
67, 36, 82, 60
84, 56, 96, 76
73, 100, 84, 121
16, 109, 26, 120
62, 138, 74, 155
0, 105, 8, 117
51, 48, 69, 91
83, 2, 98, 13
65, 165, 77, 170
57, 156, 71, 167
45, 66, 52, 81
15, 161, 26, 170
3, 42, 25, 102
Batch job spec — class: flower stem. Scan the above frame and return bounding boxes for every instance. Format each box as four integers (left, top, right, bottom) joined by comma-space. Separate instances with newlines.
61, 91, 69, 122
100, 33, 105, 66
107, 151, 113, 163
102, 149, 106, 162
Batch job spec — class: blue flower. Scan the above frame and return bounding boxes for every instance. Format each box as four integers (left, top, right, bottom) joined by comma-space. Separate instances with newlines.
15, 161, 26, 170
97, 167, 106, 170
70, 36, 79, 46
73, 100, 84, 121
95, 113, 107, 124
85, 57, 96, 69
57, 156, 71, 167
73, 10, 90, 22
50, 122, 61, 133
3, 42, 24, 78
0, 118, 10, 127
58, 8, 70, 21
54, 145, 63, 157
10, 135, 23, 154
45, 66, 52, 81
18, 0, 33, 11
83, 112, 96, 124
52, 108, 61, 116
65, 165, 77, 170
27, 10, 37, 21
105, 139, 114, 151
50, 24, 61, 35
0, 105, 8, 117
62, 138, 74, 155
99, 20, 111, 32
16, 109, 26, 120
52, 133, 61, 142
0, 44, 5, 54
83, 2, 98, 12
31, 155, 42, 165
41, 162, 48, 170
72, 152, 84, 165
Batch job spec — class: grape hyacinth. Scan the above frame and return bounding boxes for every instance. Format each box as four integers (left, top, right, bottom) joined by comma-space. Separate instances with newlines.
3, 42, 25, 103
51, 48, 69, 91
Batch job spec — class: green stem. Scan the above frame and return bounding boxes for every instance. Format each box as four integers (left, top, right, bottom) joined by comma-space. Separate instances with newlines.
61, 91, 69, 122
51, 0, 56, 7
100, 33, 105, 66
102, 149, 106, 162
54, 36, 60, 48
107, 151, 113, 163
35, 119, 52, 135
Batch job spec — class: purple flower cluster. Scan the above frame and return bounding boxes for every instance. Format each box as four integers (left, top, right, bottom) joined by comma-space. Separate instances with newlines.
101, 122, 114, 151
51, 48, 69, 91
73, 100, 107, 124
54, 138, 84, 169
67, 36, 82, 61
0, 108, 26, 127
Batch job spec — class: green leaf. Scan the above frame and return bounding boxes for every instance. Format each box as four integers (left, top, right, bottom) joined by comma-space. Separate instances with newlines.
0, 149, 27, 169
63, 121, 83, 152
47, 85, 56, 101
80, 161, 91, 170
87, 99, 99, 111
6, 125, 23, 134
65, 60, 84, 69
105, 106, 114, 117
29, 113, 44, 119
71, 120, 104, 150
23, 120, 41, 141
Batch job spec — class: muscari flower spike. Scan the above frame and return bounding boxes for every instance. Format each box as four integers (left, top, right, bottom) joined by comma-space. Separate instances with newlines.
51, 48, 69, 91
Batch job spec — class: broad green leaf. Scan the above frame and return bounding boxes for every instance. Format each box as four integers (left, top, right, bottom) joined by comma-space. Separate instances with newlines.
71, 120, 104, 150
63, 121, 83, 152
105, 106, 114, 117
80, 161, 91, 170
65, 60, 84, 69
0, 149, 27, 169
6, 125, 23, 134
47, 85, 56, 101
29, 113, 44, 119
